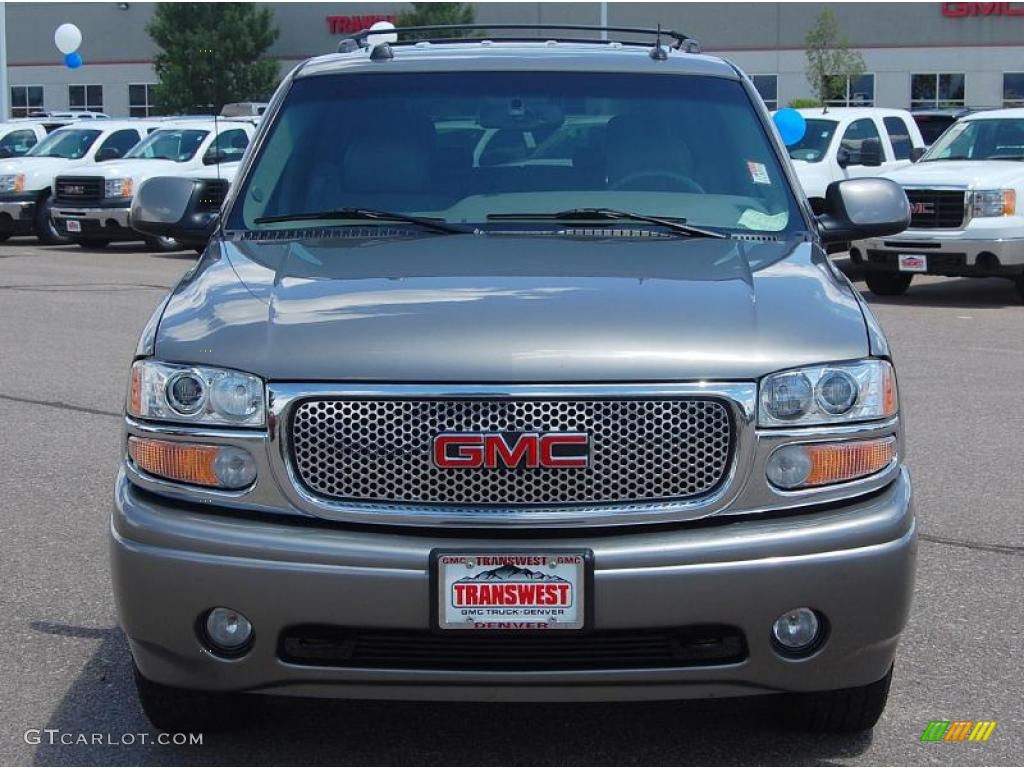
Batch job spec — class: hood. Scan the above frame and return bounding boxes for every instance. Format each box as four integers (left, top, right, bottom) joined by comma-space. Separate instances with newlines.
886, 160, 1024, 188
65, 158, 190, 181
0, 156, 78, 186
153, 234, 869, 382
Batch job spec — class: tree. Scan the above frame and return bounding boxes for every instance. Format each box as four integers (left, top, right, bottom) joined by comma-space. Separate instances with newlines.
147, 3, 280, 115
804, 9, 865, 107
395, 3, 477, 39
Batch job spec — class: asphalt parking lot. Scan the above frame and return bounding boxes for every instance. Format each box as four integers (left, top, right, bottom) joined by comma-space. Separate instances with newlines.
0, 239, 1021, 766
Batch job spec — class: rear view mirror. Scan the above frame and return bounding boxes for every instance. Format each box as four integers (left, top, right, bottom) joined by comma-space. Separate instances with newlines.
478, 100, 564, 131
131, 176, 221, 248
818, 178, 910, 247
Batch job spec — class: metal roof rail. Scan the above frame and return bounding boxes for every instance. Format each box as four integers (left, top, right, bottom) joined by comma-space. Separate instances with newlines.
337, 23, 701, 55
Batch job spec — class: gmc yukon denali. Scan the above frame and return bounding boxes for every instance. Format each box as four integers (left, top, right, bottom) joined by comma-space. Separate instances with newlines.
115, 25, 915, 734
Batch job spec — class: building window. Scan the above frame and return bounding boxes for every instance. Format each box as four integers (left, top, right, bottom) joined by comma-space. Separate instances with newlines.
911, 73, 966, 109
68, 84, 103, 112
10, 85, 43, 118
128, 84, 158, 117
750, 75, 778, 111
825, 74, 875, 107
1003, 73, 1024, 107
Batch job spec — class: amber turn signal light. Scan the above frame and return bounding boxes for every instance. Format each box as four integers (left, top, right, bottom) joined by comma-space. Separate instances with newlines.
804, 437, 897, 487
128, 437, 221, 487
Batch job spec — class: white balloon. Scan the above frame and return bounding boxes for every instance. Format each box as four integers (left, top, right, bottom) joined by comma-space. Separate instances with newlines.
366, 20, 397, 47
54, 23, 82, 55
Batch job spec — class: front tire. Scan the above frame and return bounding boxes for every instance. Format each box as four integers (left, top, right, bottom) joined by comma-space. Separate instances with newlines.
145, 235, 182, 253
133, 663, 248, 733
34, 195, 70, 245
780, 666, 893, 733
864, 271, 913, 296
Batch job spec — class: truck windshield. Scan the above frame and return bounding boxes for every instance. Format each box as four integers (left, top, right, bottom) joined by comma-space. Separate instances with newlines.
26, 129, 102, 159
920, 118, 1024, 161
125, 129, 209, 162
229, 71, 803, 236
785, 119, 837, 163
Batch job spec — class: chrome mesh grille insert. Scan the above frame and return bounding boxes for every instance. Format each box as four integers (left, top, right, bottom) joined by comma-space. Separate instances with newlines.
289, 398, 733, 506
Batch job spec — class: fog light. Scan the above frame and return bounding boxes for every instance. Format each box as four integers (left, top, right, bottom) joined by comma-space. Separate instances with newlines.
213, 446, 257, 489
772, 607, 821, 653
765, 444, 812, 489
204, 607, 253, 653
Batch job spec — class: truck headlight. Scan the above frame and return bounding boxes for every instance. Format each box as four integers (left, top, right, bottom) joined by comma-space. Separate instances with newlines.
0, 173, 25, 192
127, 360, 265, 426
105, 177, 133, 198
759, 360, 897, 427
971, 189, 1015, 218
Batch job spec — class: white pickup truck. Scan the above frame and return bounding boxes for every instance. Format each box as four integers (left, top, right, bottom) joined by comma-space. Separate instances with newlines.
783, 108, 926, 205
0, 119, 160, 243
50, 117, 255, 251
856, 108, 1024, 300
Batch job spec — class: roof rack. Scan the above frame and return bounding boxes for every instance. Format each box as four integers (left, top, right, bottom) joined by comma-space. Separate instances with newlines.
337, 23, 701, 55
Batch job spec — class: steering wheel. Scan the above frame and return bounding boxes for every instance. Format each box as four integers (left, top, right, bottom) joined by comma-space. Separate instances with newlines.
610, 171, 705, 194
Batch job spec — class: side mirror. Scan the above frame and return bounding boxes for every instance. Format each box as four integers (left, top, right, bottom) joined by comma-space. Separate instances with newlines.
95, 146, 122, 162
817, 178, 910, 249
131, 176, 220, 247
203, 149, 227, 166
0, 147, 12, 159
836, 147, 851, 169
858, 137, 883, 167
910, 146, 927, 162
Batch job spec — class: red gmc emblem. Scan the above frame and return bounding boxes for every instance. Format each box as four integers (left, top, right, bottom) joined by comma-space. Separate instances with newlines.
910, 201, 935, 215
433, 433, 589, 469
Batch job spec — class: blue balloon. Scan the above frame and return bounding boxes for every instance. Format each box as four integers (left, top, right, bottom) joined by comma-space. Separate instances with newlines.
64, 52, 83, 69
773, 108, 807, 147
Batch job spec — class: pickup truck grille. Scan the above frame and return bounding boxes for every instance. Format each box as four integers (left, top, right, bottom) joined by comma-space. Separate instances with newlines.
54, 176, 104, 205
289, 397, 733, 506
195, 178, 229, 212
905, 188, 966, 229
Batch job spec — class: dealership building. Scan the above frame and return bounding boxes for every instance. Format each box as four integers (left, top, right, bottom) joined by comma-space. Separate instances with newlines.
3, 1, 1024, 117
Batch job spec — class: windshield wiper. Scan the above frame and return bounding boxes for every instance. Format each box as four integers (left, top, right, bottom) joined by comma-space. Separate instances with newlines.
487, 208, 727, 238
254, 207, 471, 234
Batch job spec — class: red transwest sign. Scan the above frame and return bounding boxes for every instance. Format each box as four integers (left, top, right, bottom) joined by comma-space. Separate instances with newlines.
325, 14, 396, 34
941, 2, 1024, 16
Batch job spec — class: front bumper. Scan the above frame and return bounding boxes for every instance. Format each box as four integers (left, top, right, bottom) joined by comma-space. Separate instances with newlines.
0, 194, 38, 234
112, 468, 916, 702
51, 201, 139, 241
859, 232, 1024, 275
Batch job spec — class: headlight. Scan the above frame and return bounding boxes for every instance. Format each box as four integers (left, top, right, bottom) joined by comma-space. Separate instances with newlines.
127, 360, 265, 426
971, 189, 1015, 217
759, 360, 897, 427
0, 174, 25, 193
105, 177, 133, 198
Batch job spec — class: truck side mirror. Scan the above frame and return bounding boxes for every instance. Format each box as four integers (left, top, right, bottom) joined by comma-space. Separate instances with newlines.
910, 146, 926, 162
857, 137, 883, 167
817, 178, 910, 249
95, 146, 122, 162
131, 176, 220, 248
836, 146, 851, 169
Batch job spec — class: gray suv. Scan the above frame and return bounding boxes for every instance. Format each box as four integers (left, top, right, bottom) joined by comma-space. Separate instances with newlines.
117, 25, 914, 734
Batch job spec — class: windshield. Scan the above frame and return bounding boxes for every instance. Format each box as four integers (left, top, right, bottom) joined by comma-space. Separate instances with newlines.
921, 118, 1024, 161
229, 72, 804, 236
26, 129, 102, 159
785, 118, 837, 163
125, 129, 209, 161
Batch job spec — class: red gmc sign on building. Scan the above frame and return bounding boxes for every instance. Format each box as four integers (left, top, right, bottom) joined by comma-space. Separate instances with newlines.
942, 2, 1024, 16
325, 14, 396, 34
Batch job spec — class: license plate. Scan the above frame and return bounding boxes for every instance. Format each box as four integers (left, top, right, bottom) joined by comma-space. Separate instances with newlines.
65, 219, 81, 233
433, 551, 590, 631
898, 254, 927, 272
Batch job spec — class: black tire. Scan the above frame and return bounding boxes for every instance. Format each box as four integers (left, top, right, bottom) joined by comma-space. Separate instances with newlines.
1015, 277, 1024, 304
34, 195, 70, 245
780, 666, 893, 733
133, 663, 249, 733
0, 231, 11, 242
864, 271, 913, 296
145, 235, 182, 253
77, 238, 110, 249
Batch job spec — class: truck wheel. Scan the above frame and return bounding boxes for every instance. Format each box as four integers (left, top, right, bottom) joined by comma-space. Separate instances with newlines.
145, 235, 182, 253
0, 232, 11, 242
34, 196, 70, 245
133, 663, 248, 733
864, 271, 913, 296
779, 666, 893, 733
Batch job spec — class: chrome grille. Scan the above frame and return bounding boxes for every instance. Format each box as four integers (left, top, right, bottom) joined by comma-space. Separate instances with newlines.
54, 175, 104, 205
905, 188, 966, 229
289, 398, 733, 506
